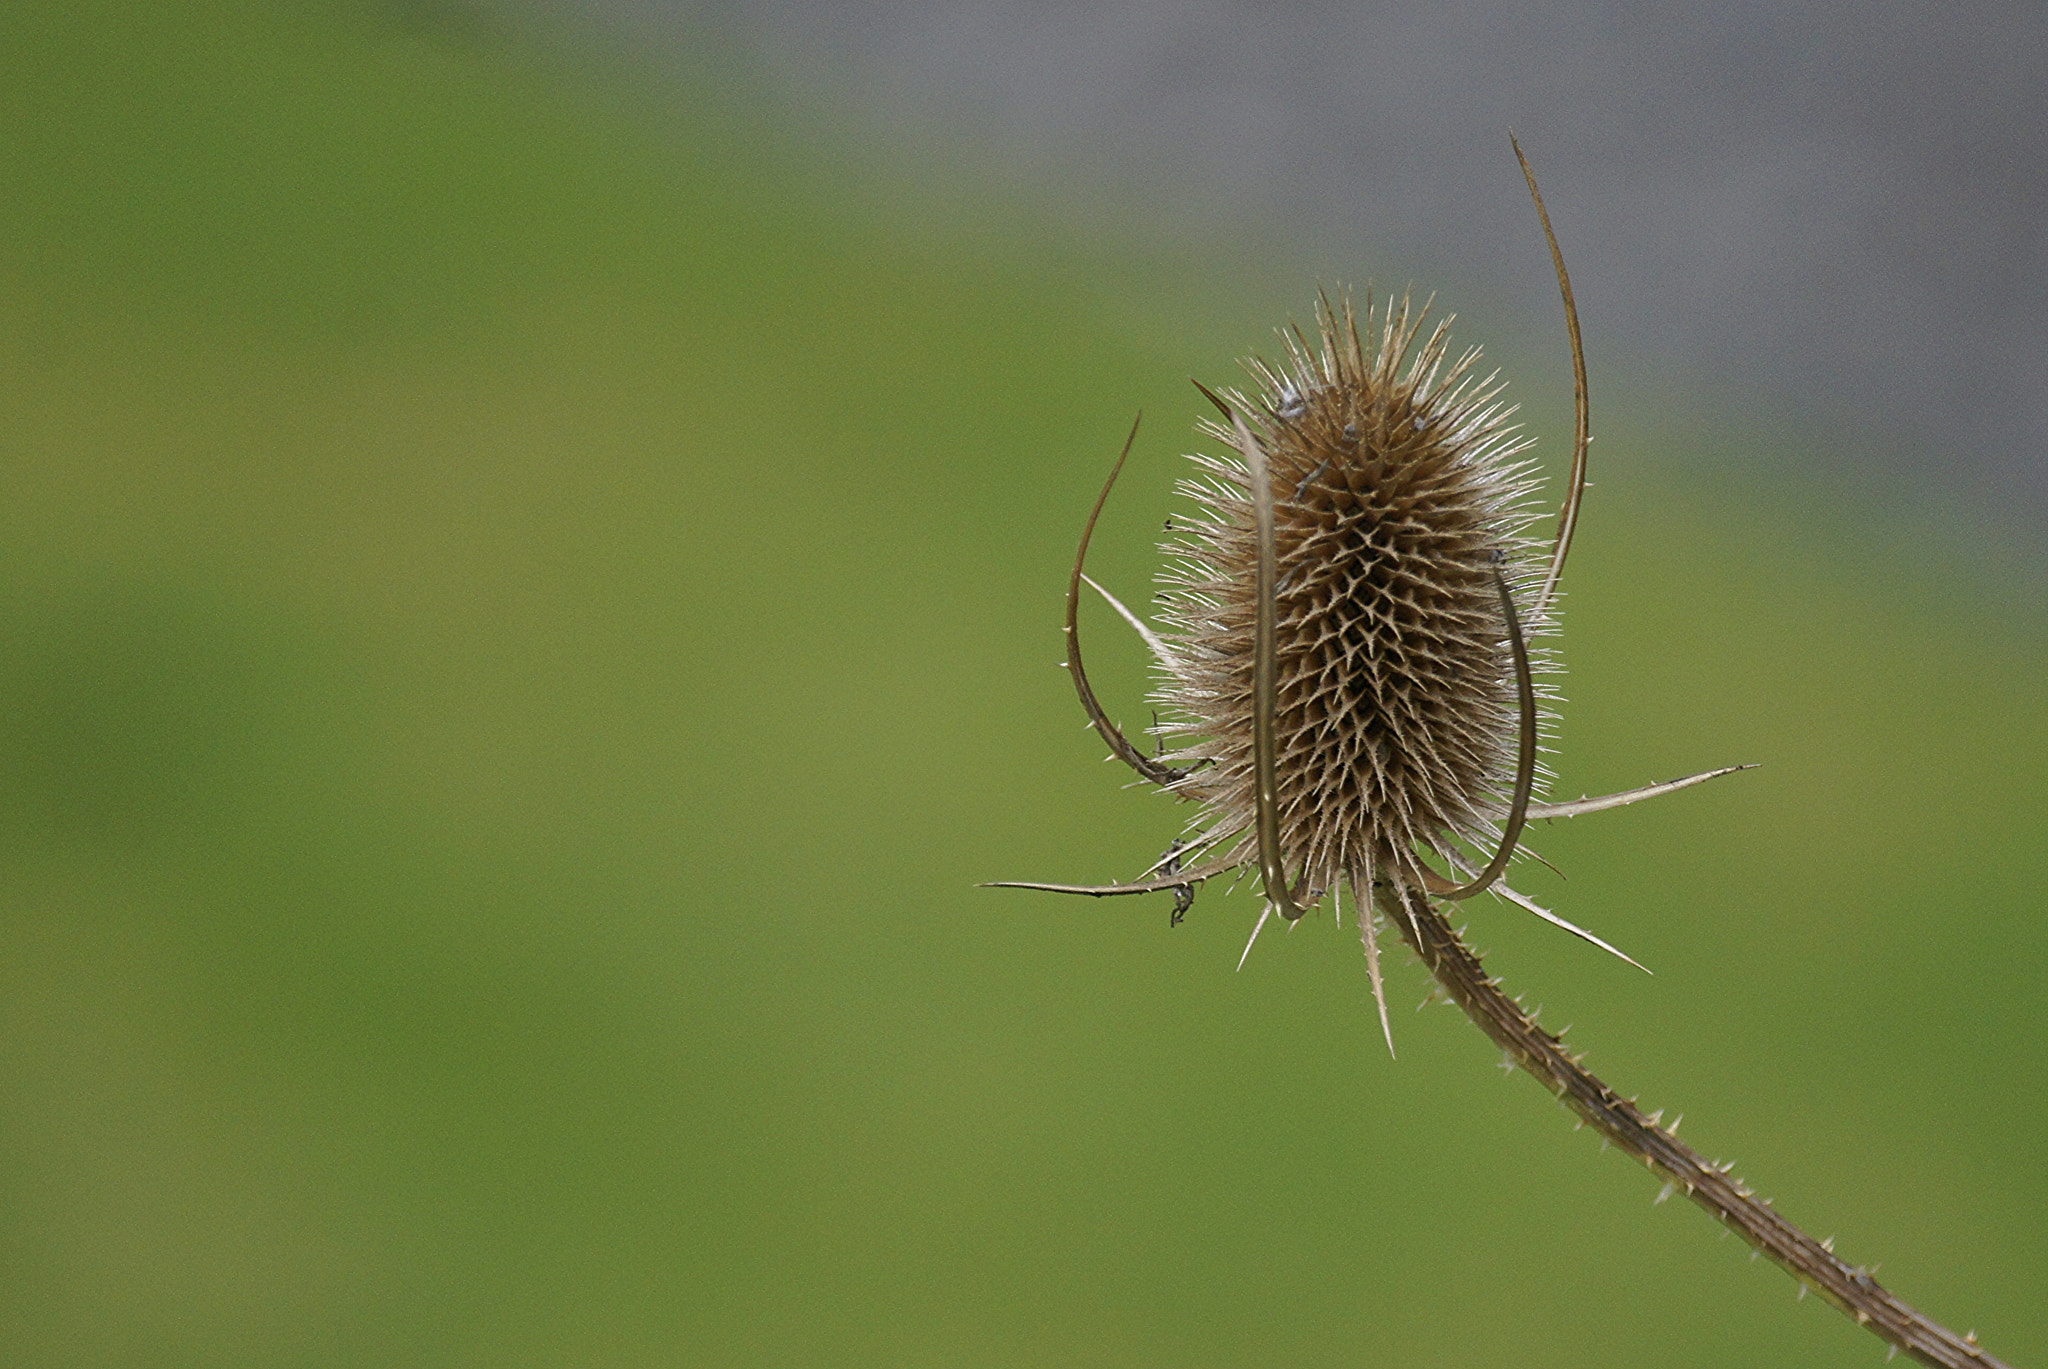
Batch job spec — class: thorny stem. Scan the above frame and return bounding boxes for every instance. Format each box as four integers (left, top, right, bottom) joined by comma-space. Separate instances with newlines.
1378, 880, 2013, 1369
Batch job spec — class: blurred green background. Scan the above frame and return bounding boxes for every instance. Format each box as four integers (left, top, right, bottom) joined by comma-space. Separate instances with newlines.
1, 3, 2041, 1366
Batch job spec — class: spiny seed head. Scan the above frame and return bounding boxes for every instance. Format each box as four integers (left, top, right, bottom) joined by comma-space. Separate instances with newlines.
1156, 293, 1555, 897
989, 146, 1746, 1048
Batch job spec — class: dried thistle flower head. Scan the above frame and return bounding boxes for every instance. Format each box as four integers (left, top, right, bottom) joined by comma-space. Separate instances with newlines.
1158, 293, 1550, 918
988, 142, 2010, 1369
992, 138, 1742, 1052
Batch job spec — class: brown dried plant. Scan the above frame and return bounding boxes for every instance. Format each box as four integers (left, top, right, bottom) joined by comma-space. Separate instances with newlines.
988, 137, 2014, 1368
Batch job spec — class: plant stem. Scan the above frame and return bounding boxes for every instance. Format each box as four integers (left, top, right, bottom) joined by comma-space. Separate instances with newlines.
1379, 882, 2012, 1369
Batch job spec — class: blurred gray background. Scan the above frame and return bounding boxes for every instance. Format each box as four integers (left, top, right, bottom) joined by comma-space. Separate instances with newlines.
528, 0, 2048, 566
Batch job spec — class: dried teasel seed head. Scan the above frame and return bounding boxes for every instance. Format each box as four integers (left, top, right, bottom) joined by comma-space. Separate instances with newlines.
988, 142, 1741, 1043
1157, 293, 1554, 901
990, 145, 1964, 1367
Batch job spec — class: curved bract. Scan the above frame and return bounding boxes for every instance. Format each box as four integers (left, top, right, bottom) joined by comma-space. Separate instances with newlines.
1061, 415, 1186, 792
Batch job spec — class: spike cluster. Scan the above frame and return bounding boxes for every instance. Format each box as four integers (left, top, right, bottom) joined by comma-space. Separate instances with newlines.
1156, 295, 1551, 902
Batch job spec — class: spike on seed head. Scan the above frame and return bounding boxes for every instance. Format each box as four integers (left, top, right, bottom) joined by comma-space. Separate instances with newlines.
1155, 293, 1553, 903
